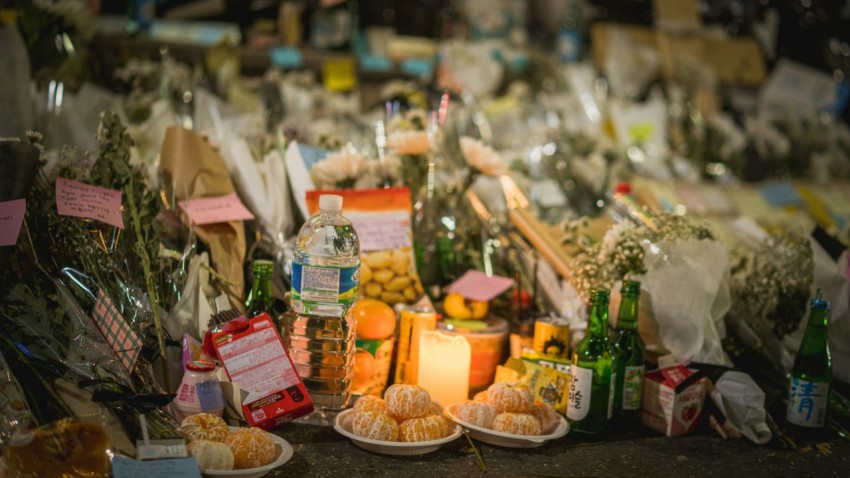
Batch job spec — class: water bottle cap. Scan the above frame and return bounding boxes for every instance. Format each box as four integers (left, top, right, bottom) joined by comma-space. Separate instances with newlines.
615, 182, 632, 194
319, 194, 343, 211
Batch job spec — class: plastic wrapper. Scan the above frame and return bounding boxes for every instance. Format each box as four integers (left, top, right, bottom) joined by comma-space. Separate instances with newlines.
711, 371, 772, 444
603, 27, 660, 100
0, 351, 31, 448
636, 239, 732, 366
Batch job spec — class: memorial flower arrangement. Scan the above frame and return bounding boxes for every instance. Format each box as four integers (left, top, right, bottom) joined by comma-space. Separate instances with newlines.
0, 114, 183, 447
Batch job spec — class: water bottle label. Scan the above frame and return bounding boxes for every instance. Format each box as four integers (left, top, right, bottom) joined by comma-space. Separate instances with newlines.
623, 365, 645, 410
291, 262, 359, 314
786, 377, 829, 427
567, 366, 592, 421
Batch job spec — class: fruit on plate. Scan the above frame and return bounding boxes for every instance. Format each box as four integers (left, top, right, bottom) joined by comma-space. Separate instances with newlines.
226, 427, 277, 469
532, 400, 560, 434
443, 292, 488, 320
455, 401, 497, 429
492, 412, 542, 436
188, 439, 235, 470
352, 298, 397, 340
385, 384, 431, 420
353, 395, 390, 416
181, 413, 230, 442
399, 414, 450, 442
488, 381, 534, 413
353, 410, 400, 441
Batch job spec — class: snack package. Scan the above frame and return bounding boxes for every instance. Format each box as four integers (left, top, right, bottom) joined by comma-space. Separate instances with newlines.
495, 358, 570, 414
3, 418, 111, 477
211, 313, 313, 429
306, 188, 424, 305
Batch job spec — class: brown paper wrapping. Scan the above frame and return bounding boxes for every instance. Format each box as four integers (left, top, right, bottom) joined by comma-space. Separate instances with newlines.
159, 127, 246, 310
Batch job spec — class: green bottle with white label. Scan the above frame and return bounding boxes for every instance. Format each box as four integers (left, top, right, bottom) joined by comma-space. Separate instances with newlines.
786, 290, 831, 435
611, 280, 645, 424
568, 288, 616, 436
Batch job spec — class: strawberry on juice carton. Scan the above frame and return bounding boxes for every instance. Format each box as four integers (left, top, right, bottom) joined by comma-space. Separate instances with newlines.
641, 365, 706, 436
212, 313, 313, 429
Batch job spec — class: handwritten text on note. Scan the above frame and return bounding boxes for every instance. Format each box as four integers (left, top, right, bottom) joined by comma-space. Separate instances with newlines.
56, 177, 124, 229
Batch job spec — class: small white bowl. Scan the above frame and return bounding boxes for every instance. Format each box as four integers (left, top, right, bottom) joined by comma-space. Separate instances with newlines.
334, 409, 462, 456
444, 403, 569, 448
202, 428, 294, 478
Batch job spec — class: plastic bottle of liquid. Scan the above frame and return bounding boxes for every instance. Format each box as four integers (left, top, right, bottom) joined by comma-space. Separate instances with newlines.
289, 194, 360, 423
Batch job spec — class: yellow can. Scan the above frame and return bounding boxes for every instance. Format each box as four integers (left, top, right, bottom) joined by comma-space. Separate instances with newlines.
394, 308, 437, 385
533, 316, 570, 360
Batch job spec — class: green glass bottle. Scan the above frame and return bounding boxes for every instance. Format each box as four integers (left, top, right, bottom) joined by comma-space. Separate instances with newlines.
786, 290, 831, 431
247, 260, 278, 330
611, 280, 646, 423
568, 289, 616, 436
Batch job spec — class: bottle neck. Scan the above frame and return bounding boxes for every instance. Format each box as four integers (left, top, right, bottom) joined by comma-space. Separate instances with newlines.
249, 274, 273, 314
588, 299, 609, 338
616, 294, 639, 331
798, 308, 830, 352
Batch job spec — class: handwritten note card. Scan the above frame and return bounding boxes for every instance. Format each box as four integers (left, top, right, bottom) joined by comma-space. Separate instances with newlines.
0, 198, 26, 247
349, 213, 412, 252
112, 456, 200, 478
446, 270, 514, 302
56, 177, 124, 229
178, 193, 255, 225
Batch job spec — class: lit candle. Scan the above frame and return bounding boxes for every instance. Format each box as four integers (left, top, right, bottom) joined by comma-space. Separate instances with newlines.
417, 331, 471, 406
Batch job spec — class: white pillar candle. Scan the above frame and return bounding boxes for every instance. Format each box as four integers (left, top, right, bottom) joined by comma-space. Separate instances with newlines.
416, 330, 471, 406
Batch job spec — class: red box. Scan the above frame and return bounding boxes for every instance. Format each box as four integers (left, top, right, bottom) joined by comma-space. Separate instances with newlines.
212, 313, 313, 429
641, 365, 706, 437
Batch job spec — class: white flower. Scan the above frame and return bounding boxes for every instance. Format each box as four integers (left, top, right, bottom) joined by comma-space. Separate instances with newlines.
460, 136, 508, 176
310, 149, 367, 189
387, 131, 431, 156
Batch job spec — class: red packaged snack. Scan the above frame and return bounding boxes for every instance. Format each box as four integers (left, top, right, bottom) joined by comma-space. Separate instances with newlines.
211, 313, 313, 429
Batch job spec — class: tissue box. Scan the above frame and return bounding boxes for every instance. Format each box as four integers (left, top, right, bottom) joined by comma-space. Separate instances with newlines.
641, 365, 706, 436
212, 313, 313, 429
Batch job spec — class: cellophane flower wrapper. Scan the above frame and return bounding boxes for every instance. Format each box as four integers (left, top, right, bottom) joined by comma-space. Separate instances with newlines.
636, 238, 732, 366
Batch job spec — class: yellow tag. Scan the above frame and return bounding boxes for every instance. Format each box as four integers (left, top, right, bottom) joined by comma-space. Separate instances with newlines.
627, 122, 655, 144
322, 57, 357, 92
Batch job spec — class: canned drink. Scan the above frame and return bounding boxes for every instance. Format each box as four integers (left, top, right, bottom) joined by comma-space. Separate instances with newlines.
394, 307, 437, 385
533, 316, 570, 359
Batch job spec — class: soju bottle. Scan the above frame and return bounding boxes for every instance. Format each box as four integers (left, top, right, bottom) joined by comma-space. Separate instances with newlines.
786, 290, 831, 433
247, 260, 278, 330
568, 289, 616, 436
611, 280, 645, 423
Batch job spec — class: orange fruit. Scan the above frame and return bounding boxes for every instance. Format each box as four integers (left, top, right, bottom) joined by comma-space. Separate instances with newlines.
352, 299, 397, 340
353, 349, 376, 389
443, 292, 488, 320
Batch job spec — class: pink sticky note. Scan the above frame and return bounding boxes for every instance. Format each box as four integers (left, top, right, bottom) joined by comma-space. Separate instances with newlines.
0, 198, 26, 247
178, 193, 255, 225
56, 177, 124, 229
446, 270, 515, 302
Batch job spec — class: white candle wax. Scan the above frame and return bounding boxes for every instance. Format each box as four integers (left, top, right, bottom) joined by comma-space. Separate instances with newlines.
416, 330, 471, 406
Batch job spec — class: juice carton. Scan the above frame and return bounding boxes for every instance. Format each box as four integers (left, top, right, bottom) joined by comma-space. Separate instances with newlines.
641, 365, 706, 436
212, 313, 313, 429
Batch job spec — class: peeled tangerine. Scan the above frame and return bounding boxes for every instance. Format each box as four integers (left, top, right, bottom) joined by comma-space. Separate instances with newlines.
353, 395, 390, 416
181, 413, 230, 442
225, 427, 277, 469
353, 410, 400, 442
455, 401, 497, 429
488, 381, 534, 414
400, 414, 450, 442
385, 384, 431, 420
532, 400, 560, 434
492, 412, 542, 436
188, 440, 234, 470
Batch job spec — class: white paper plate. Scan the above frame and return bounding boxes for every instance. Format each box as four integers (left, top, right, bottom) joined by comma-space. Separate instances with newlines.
334, 409, 462, 456
444, 403, 569, 448
202, 428, 294, 478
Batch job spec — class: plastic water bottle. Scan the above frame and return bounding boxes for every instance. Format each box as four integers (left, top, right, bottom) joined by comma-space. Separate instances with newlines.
289, 194, 360, 422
